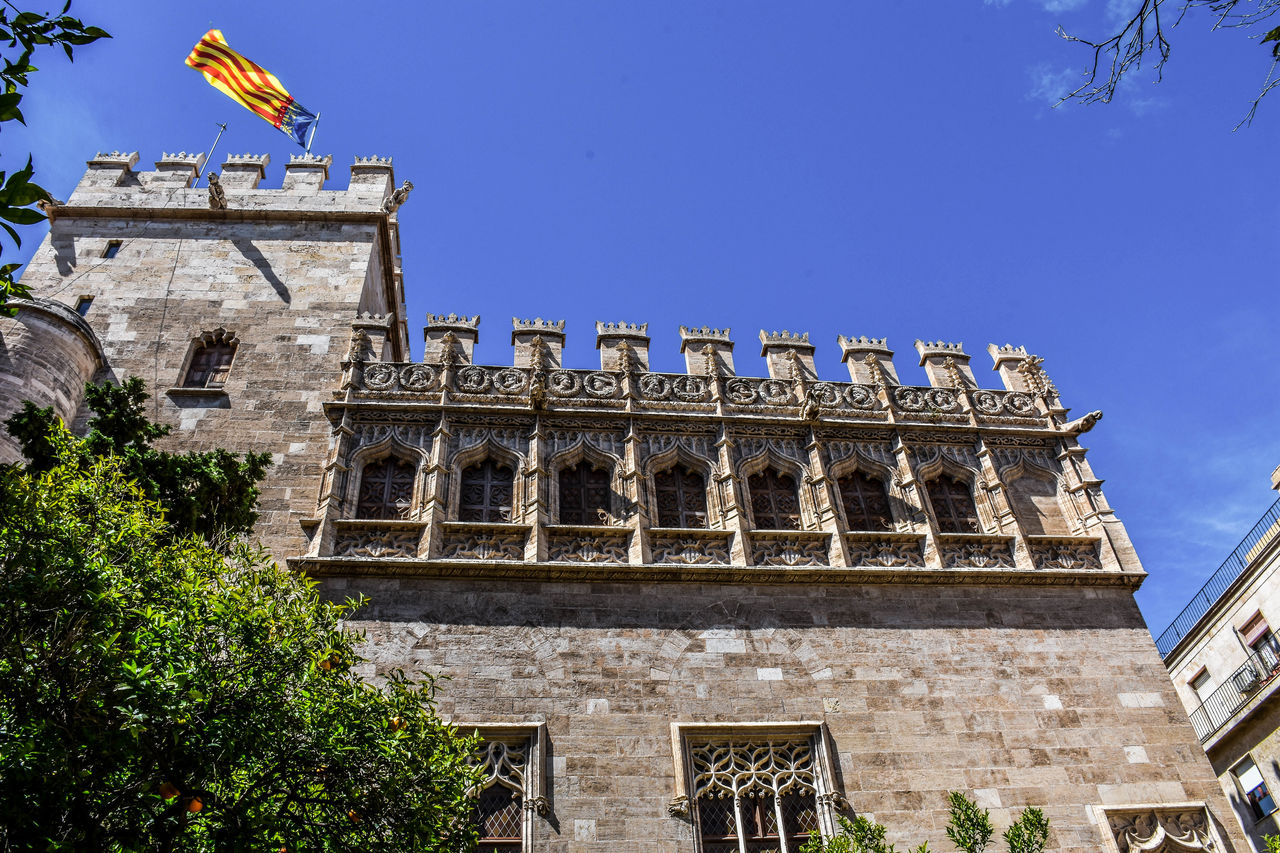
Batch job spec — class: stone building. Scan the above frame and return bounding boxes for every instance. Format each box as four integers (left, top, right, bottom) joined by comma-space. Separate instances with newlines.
1155, 471, 1280, 851
0, 150, 1251, 852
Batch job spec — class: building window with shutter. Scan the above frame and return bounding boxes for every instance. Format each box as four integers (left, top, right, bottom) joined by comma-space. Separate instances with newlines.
925, 474, 980, 533
748, 468, 801, 530
835, 471, 893, 531
1234, 756, 1278, 821
654, 466, 708, 529
459, 459, 515, 522
355, 456, 415, 520
559, 462, 611, 525
181, 329, 237, 390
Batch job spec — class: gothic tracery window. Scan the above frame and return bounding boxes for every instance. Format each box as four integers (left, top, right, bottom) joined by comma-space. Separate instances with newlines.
182, 330, 236, 389
355, 456, 415, 520
748, 468, 801, 530
559, 462, 611, 525
691, 739, 820, 853
459, 459, 515, 522
470, 740, 528, 853
926, 474, 980, 533
836, 471, 893, 531
654, 466, 708, 529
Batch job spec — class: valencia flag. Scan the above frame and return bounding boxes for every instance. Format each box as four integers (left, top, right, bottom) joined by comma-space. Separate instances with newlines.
185, 30, 317, 147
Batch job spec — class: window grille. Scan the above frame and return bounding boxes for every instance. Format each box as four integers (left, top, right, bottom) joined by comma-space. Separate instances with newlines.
748, 469, 801, 530
559, 462, 611, 525
183, 337, 236, 389
926, 474, 979, 533
356, 457, 415, 520
655, 466, 708, 528
471, 739, 530, 852
459, 459, 515, 522
835, 471, 892, 531
691, 739, 820, 853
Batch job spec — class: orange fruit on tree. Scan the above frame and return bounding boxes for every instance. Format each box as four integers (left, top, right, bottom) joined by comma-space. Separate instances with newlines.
186, 796, 203, 813
158, 782, 179, 799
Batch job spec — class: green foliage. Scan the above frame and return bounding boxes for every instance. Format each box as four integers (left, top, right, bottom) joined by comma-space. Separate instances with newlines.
0, 435, 482, 851
0, 2, 109, 314
1265, 835, 1280, 853
6, 377, 271, 542
801, 794, 1048, 853
1003, 807, 1049, 853
947, 791, 995, 853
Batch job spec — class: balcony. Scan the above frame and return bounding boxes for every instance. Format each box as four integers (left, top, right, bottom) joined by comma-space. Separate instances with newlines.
1187, 644, 1280, 742
1155, 497, 1280, 658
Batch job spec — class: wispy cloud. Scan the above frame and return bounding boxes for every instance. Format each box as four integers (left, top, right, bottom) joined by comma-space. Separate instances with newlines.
985, 0, 1090, 8
1026, 63, 1081, 105
1106, 0, 1144, 25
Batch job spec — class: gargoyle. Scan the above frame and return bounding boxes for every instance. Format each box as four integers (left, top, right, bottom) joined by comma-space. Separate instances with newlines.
1062, 410, 1102, 435
207, 172, 227, 210
381, 180, 414, 214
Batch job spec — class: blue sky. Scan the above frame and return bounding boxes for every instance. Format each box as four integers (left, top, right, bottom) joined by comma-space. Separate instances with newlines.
7, 0, 1279, 635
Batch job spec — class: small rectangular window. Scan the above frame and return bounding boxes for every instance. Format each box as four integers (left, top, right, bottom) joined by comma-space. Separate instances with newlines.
1190, 669, 1212, 701
1234, 756, 1277, 820
74, 296, 93, 317
101, 240, 121, 259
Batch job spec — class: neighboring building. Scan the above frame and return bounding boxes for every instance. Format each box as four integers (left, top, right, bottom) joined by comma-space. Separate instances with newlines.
1156, 473, 1280, 851
0, 149, 1252, 852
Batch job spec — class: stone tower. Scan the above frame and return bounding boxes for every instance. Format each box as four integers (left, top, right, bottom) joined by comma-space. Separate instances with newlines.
0, 150, 409, 557
0, 150, 1250, 852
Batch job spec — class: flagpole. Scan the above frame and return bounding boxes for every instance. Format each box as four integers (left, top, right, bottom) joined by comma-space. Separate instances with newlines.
194, 121, 228, 186
305, 112, 321, 154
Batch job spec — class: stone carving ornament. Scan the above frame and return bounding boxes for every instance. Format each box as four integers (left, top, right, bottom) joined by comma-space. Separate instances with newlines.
335, 526, 420, 558
455, 365, 491, 393
547, 531, 629, 563
750, 534, 830, 567
1106, 807, 1216, 852
440, 527, 527, 561
471, 739, 528, 794
650, 534, 731, 565
690, 739, 817, 800
1029, 538, 1102, 571
362, 362, 398, 391
939, 538, 1015, 569
844, 536, 925, 568
492, 367, 529, 394
399, 363, 437, 391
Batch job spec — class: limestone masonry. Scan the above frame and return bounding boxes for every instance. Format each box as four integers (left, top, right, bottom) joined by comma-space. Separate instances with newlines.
0, 151, 1249, 851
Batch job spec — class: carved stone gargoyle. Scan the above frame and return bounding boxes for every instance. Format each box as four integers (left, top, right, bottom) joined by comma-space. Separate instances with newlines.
207, 172, 227, 210
1062, 410, 1102, 436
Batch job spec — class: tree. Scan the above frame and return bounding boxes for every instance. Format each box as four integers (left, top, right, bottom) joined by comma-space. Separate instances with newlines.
6, 377, 271, 542
1058, 0, 1280, 122
0, 426, 482, 851
799, 791, 1049, 853
0, 2, 109, 314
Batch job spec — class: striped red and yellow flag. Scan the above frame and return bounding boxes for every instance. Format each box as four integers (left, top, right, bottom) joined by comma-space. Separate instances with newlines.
185, 29, 316, 147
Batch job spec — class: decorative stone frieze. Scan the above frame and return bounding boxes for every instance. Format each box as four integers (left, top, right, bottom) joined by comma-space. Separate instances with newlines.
333, 521, 423, 558
650, 529, 733, 565
1092, 803, 1223, 853
748, 531, 831, 567
545, 525, 630, 563
439, 522, 529, 561
1027, 535, 1103, 571
936, 533, 1016, 569
843, 532, 926, 568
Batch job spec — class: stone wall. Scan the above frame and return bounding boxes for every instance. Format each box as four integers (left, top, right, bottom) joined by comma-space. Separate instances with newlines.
333, 577, 1247, 852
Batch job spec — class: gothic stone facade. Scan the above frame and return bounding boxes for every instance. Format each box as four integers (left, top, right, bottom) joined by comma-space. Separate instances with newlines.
0, 150, 1248, 853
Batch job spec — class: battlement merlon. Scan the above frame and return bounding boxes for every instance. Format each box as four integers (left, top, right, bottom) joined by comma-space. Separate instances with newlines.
62, 151, 404, 214
425, 314, 480, 365
915, 340, 977, 389
513, 318, 566, 369
596, 321, 650, 371
679, 326, 735, 376
838, 336, 900, 385
759, 330, 816, 381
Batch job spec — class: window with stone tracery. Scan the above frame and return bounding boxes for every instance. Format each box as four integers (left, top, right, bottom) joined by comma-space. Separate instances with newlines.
925, 474, 979, 533
835, 471, 893, 532
559, 462, 611, 525
472, 740, 527, 852
655, 466, 708, 528
459, 459, 515, 522
748, 469, 802, 530
355, 456, 415, 519
691, 739, 821, 853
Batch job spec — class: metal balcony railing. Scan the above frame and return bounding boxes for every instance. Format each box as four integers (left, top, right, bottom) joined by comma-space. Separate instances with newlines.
1155, 498, 1280, 658
1187, 645, 1280, 742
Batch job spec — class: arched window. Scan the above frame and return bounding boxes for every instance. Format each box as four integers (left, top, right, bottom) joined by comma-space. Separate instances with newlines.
654, 466, 708, 529
182, 329, 237, 389
748, 468, 801, 530
559, 462, 611, 525
1006, 474, 1069, 536
836, 471, 893, 531
459, 459, 514, 523
926, 474, 979, 533
356, 456, 415, 519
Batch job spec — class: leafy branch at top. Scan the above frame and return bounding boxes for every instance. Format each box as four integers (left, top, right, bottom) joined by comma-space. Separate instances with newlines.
0, 2, 108, 315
